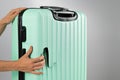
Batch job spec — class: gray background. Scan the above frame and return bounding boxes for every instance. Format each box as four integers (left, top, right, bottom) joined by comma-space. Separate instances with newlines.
0, 0, 120, 80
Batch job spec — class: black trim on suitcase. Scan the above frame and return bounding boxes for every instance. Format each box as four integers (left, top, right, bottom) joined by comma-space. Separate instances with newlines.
18, 9, 27, 80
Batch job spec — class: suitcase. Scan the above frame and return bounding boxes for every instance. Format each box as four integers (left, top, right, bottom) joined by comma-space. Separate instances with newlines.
12, 6, 87, 80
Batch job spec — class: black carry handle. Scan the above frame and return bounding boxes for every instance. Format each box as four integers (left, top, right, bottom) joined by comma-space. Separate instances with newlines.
40, 6, 78, 21
43, 47, 49, 67
40, 6, 68, 11
53, 11, 78, 21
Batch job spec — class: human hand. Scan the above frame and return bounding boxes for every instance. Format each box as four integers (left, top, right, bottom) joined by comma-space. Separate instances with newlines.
16, 46, 45, 75
1, 7, 26, 25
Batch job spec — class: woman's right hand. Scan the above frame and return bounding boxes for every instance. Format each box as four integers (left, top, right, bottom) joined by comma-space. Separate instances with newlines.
15, 46, 45, 75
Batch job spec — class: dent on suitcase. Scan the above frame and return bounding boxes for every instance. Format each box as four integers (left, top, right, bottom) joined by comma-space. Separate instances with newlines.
43, 47, 57, 68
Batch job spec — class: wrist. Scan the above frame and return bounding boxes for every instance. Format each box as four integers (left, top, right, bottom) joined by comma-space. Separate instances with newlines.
0, 18, 8, 26
11, 61, 19, 71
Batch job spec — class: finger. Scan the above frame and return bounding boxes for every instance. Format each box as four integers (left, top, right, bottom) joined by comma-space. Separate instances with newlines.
12, 7, 26, 12
11, 8, 25, 15
11, 10, 21, 17
31, 71, 43, 75
10, 7, 26, 15
19, 7, 27, 11
9, 8, 20, 15
6, 12, 19, 23
40, 55, 45, 61
32, 57, 41, 63
32, 56, 44, 63
12, 8, 26, 17
15, 8, 26, 14
24, 46, 33, 57
9, 11, 20, 19
33, 66, 43, 70
15, 7, 26, 12
33, 60, 45, 67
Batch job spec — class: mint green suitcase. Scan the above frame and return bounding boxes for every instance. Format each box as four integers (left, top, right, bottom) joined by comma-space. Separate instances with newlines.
12, 6, 87, 80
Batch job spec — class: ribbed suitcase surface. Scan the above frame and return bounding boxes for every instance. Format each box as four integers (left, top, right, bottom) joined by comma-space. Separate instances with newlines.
12, 7, 87, 80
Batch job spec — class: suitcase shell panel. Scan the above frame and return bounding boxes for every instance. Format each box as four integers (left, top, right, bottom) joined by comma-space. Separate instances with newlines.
12, 9, 87, 80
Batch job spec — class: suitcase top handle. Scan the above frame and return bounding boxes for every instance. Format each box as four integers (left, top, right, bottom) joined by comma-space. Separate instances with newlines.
40, 6, 68, 11
40, 6, 78, 21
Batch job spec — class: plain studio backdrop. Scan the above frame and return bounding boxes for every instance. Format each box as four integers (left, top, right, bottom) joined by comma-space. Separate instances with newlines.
0, 0, 120, 80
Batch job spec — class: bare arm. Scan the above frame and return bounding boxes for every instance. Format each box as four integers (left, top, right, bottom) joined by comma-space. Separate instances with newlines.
0, 7, 26, 36
0, 8, 45, 75
0, 20, 7, 36
0, 60, 18, 71
0, 46, 45, 75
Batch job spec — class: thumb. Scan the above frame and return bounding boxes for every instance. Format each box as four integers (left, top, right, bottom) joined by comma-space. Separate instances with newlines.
24, 46, 33, 57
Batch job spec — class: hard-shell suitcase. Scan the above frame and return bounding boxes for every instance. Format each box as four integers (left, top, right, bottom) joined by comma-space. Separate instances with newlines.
12, 6, 87, 80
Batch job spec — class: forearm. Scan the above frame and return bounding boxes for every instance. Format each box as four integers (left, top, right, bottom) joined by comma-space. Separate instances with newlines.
0, 20, 7, 36
0, 60, 18, 71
